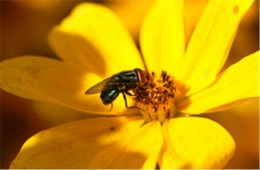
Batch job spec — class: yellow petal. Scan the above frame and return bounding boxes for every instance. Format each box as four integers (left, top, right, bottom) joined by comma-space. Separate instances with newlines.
179, 0, 255, 94
88, 120, 163, 169
158, 142, 187, 169
178, 51, 259, 114
160, 117, 235, 169
31, 101, 96, 125
183, 0, 208, 42
10, 116, 163, 169
107, 0, 156, 40
49, 3, 144, 77
205, 99, 259, 168
0, 56, 137, 114
140, 0, 185, 77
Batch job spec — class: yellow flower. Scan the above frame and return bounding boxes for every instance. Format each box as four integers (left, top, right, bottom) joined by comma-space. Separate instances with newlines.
0, 0, 258, 169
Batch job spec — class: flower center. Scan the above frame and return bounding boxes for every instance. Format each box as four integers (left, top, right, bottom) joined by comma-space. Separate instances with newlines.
133, 71, 180, 123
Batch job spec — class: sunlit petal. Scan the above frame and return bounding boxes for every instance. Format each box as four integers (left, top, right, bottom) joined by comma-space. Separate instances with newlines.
179, 0, 254, 94
160, 117, 235, 169
158, 143, 187, 169
183, 0, 208, 42
178, 51, 259, 114
10, 116, 163, 169
88, 120, 163, 169
0, 56, 137, 114
140, 0, 185, 77
49, 3, 144, 77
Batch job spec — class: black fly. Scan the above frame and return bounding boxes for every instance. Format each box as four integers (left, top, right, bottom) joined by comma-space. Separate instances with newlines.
85, 68, 146, 111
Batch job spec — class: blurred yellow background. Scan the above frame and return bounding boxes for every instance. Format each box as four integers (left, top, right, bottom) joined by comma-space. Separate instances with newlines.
0, 0, 259, 168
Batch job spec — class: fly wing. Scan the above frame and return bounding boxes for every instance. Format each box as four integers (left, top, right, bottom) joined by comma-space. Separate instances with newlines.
85, 78, 117, 94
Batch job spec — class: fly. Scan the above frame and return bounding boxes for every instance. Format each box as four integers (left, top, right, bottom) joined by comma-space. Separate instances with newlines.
85, 68, 147, 111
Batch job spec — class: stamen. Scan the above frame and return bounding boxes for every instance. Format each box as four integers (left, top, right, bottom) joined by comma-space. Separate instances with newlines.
133, 71, 180, 123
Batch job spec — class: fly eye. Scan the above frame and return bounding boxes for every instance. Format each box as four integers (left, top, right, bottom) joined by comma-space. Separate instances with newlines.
137, 69, 147, 83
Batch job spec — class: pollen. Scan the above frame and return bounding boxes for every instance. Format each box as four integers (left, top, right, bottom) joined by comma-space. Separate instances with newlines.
133, 71, 180, 123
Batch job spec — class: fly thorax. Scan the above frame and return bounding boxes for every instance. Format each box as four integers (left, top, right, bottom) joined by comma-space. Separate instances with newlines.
133, 71, 181, 123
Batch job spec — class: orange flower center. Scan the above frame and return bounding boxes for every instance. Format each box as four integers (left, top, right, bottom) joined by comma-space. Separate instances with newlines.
133, 71, 180, 123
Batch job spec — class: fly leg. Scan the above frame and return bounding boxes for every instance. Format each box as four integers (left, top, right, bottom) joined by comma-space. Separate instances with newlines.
122, 92, 135, 109
125, 91, 133, 96
122, 92, 144, 112
107, 103, 113, 112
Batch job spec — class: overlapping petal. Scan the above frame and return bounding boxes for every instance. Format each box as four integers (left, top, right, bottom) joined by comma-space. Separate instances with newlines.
178, 51, 259, 114
183, 0, 208, 42
158, 143, 187, 169
160, 117, 235, 169
107, 0, 156, 40
140, 0, 185, 77
205, 99, 259, 168
10, 116, 163, 169
0, 56, 136, 114
179, 0, 254, 94
49, 3, 144, 77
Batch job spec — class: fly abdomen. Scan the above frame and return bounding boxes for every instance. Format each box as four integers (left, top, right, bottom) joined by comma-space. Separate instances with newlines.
100, 88, 119, 105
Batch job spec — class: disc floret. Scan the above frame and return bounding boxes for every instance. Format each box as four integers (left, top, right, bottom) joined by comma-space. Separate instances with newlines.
133, 71, 179, 123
